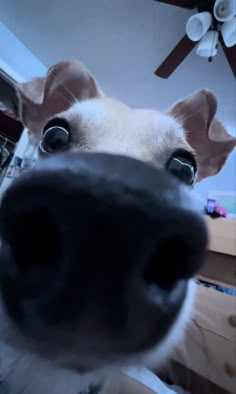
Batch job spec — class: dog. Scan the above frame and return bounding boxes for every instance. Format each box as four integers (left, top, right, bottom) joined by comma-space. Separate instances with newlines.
0, 60, 235, 394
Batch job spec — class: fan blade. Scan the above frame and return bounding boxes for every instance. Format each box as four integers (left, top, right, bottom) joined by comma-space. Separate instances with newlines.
153, 0, 198, 9
155, 35, 197, 78
219, 36, 236, 78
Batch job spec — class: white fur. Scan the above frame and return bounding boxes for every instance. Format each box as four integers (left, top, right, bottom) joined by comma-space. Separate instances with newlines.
139, 280, 196, 368
64, 98, 191, 164
0, 230, 196, 390
0, 281, 195, 393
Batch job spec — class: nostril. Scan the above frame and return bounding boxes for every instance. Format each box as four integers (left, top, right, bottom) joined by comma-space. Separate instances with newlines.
143, 237, 187, 291
1, 205, 61, 271
142, 221, 207, 291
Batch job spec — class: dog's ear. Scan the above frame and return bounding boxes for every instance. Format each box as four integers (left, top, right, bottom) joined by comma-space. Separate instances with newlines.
16, 60, 103, 135
170, 89, 236, 181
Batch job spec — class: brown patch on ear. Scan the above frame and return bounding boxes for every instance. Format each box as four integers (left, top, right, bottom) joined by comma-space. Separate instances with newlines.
170, 89, 236, 181
16, 60, 103, 135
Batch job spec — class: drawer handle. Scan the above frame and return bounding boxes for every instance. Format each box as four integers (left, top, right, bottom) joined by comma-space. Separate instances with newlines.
224, 362, 236, 377
228, 315, 236, 327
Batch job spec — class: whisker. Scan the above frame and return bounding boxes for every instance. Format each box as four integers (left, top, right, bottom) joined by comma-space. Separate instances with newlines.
184, 319, 212, 394
192, 318, 211, 365
60, 85, 77, 104
192, 309, 213, 326
174, 105, 207, 124
54, 90, 75, 107
185, 322, 208, 354
46, 67, 78, 106
2, 354, 29, 394
173, 345, 192, 391
165, 356, 179, 387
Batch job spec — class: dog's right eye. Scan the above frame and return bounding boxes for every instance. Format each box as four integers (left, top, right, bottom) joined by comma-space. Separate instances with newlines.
166, 149, 197, 187
40, 118, 71, 154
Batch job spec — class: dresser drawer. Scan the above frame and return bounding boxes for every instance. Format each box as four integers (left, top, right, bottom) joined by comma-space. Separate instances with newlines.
175, 284, 236, 392
194, 285, 236, 342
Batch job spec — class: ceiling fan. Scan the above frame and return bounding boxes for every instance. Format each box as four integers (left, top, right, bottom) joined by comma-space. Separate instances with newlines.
154, 0, 236, 78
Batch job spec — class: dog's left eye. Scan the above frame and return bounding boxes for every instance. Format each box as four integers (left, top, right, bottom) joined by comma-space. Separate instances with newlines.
40, 119, 71, 154
166, 150, 197, 186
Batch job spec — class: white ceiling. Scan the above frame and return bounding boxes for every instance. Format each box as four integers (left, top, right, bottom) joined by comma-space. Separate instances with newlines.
0, 0, 235, 133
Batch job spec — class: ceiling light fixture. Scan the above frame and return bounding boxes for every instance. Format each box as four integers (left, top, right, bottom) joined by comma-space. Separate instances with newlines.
186, 0, 236, 61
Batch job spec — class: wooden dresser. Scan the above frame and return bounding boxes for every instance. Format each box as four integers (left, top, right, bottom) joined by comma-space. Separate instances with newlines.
177, 218, 236, 393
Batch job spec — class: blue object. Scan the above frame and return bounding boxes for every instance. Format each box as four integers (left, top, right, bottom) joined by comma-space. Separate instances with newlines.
206, 198, 216, 213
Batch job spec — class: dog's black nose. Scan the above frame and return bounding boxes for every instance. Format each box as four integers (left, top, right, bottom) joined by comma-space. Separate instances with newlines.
0, 153, 207, 327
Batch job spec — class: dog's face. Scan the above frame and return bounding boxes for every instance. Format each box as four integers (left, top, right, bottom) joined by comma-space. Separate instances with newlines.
0, 61, 235, 374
